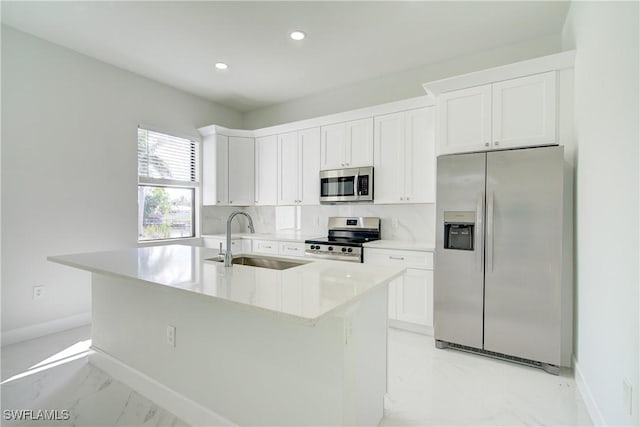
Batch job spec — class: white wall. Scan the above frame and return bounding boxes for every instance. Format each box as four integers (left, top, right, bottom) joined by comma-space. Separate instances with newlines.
1, 26, 243, 340
243, 34, 562, 129
562, 2, 639, 425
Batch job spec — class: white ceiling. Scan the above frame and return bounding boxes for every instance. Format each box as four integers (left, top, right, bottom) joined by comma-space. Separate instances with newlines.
1, 1, 570, 113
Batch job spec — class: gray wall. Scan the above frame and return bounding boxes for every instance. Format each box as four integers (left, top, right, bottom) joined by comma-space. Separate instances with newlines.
1, 26, 242, 336
562, 2, 639, 425
243, 34, 562, 129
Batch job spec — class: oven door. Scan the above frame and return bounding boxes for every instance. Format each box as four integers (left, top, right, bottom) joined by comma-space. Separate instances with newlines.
320, 167, 373, 203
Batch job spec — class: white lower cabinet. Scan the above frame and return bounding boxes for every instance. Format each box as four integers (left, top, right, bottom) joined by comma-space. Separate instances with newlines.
364, 247, 434, 335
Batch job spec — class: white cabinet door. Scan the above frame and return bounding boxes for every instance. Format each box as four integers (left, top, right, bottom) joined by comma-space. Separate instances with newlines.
492, 71, 556, 150
228, 136, 254, 206
202, 134, 228, 205
346, 118, 373, 168
374, 112, 404, 203
255, 135, 278, 205
404, 107, 436, 203
438, 85, 492, 155
320, 122, 346, 170
396, 268, 432, 328
388, 277, 401, 320
374, 108, 435, 204
321, 119, 373, 170
278, 131, 299, 205
299, 127, 320, 205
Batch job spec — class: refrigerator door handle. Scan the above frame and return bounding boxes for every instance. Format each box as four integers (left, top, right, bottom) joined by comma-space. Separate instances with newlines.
476, 192, 484, 272
487, 192, 494, 272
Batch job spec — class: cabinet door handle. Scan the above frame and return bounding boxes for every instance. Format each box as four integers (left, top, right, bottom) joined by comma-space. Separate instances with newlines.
400, 197, 404, 201
494, 141, 500, 146
389, 256, 405, 260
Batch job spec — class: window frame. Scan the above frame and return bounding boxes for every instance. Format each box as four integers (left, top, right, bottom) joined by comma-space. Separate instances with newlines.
137, 124, 200, 243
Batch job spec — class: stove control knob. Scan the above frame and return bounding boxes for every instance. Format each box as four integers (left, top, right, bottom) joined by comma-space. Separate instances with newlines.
341, 247, 347, 252
347, 248, 353, 253
328, 246, 333, 251
312, 245, 319, 250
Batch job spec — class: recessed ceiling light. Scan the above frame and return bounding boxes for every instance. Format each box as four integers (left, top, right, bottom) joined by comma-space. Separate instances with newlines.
215, 62, 228, 70
290, 31, 306, 41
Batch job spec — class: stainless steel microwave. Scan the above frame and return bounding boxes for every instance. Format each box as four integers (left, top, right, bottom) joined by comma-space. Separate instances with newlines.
319, 167, 373, 203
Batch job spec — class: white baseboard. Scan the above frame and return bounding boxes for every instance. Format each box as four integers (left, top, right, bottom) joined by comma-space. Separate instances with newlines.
1, 312, 91, 347
90, 347, 235, 427
574, 356, 605, 426
389, 319, 434, 336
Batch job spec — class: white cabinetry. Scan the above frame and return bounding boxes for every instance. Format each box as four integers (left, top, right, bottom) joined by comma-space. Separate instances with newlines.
255, 135, 278, 205
202, 134, 228, 206
437, 71, 556, 155
320, 118, 373, 170
374, 107, 435, 204
364, 248, 433, 335
278, 128, 320, 205
227, 136, 255, 206
202, 236, 251, 253
202, 134, 254, 206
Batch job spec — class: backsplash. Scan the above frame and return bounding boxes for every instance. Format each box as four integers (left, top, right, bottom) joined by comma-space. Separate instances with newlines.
202, 203, 435, 244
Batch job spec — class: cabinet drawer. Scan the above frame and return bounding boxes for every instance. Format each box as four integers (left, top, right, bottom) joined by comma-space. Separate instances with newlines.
203, 237, 242, 252
364, 248, 433, 270
278, 242, 305, 257
253, 239, 279, 254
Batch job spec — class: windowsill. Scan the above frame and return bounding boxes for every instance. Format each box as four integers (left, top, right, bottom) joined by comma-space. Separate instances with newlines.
137, 237, 202, 247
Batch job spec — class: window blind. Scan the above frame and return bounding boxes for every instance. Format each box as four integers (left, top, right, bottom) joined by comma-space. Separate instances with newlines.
137, 128, 198, 186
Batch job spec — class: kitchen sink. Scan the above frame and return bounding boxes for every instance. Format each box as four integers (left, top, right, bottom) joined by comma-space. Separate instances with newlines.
208, 255, 308, 270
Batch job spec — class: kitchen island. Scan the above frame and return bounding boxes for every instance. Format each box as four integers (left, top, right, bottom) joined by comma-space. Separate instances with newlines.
48, 245, 405, 426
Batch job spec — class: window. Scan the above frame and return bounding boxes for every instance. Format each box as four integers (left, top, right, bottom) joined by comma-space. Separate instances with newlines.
137, 127, 198, 241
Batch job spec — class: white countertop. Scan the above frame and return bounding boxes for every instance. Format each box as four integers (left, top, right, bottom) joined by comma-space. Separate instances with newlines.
48, 245, 404, 325
363, 240, 435, 252
202, 232, 323, 243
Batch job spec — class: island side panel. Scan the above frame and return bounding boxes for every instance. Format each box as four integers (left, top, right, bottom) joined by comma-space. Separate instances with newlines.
90, 273, 388, 426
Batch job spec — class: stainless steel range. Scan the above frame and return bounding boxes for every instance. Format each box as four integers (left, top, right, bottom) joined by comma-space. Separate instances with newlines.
305, 217, 381, 263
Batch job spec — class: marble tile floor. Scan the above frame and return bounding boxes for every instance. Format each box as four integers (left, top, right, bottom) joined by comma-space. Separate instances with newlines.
1, 325, 591, 426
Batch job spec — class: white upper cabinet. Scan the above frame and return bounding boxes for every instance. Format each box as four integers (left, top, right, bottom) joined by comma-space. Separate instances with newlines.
320, 118, 373, 170
298, 127, 321, 204
491, 72, 556, 150
202, 133, 228, 206
227, 136, 254, 206
278, 131, 299, 205
278, 127, 320, 205
374, 107, 435, 204
255, 135, 278, 205
438, 85, 492, 155
437, 71, 556, 155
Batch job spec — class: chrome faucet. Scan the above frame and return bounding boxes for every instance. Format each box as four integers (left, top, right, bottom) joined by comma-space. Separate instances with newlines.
225, 210, 255, 267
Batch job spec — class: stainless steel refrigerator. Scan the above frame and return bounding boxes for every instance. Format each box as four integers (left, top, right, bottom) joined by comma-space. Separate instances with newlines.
434, 146, 570, 374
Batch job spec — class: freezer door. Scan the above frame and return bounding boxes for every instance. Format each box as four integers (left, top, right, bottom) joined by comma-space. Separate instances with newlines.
434, 152, 486, 349
484, 146, 563, 365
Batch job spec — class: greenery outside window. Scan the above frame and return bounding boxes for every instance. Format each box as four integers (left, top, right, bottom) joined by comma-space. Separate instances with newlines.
137, 127, 198, 241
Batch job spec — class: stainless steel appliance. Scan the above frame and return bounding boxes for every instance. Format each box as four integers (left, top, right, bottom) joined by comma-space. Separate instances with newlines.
305, 217, 380, 262
319, 167, 373, 203
434, 146, 569, 374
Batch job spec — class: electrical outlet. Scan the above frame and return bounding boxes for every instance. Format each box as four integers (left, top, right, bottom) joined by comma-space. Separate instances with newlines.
166, 325, 176, 347
623, 380, 633, 415
32, 286, 45, 300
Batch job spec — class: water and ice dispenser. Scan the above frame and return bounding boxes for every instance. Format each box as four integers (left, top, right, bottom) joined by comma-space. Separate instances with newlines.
443, 211, 475, 251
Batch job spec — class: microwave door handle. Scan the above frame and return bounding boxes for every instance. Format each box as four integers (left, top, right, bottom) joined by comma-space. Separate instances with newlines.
354, 171, 360, 198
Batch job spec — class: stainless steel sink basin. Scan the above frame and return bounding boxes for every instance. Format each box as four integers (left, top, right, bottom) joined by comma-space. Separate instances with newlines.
208, 255, 308, 270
